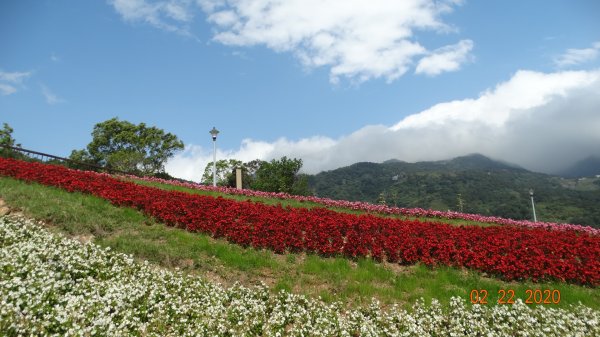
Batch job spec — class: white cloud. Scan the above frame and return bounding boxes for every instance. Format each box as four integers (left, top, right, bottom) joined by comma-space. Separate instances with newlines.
0, 70, 32, 95
40, 84, 65, 105
108, 0, 196, 36
166, 136, 336, 182
164, 0, 193, 21
167, 69, 600, 181
200, 0, 471, 83
415, 39, 473, 76
108, 0, 473, 82
392, 70, 597, 129
0, 70, 32, 83
0, 83, 17, 96
554, 41, 600, 67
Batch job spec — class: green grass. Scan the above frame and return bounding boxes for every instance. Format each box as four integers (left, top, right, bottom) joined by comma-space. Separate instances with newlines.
128, 178, 494, 228
1, 176, 598, 311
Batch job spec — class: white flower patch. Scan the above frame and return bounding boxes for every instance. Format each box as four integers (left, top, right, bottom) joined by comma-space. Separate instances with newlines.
1, 215, 599, 336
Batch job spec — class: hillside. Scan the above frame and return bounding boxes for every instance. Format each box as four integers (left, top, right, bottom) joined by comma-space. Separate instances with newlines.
4, 216, 599, 336
1, 157, 600, 335
308, 154, 600, 228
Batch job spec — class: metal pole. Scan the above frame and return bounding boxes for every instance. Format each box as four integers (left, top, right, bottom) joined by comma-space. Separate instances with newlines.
212, 138, 216, 187
209, 127, 219, 187
529, 189, 537, 222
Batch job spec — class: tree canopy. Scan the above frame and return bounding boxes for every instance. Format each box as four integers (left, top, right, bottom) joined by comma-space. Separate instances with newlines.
0, 123, 22, 158
70, 118, 184, 175
250, 156, 310, 195
201, 159, 243, 186
0, 123, 19, 148
202, 156, 311, 195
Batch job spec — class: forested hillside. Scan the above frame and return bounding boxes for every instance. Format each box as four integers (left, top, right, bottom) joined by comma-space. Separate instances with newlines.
308, 154, 600, 227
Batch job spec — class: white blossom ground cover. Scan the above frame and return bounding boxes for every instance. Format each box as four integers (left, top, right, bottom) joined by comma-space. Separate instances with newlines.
1, 216, 599, 337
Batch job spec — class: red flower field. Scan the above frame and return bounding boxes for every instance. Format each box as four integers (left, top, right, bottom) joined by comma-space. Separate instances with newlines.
1, 157, 598, 286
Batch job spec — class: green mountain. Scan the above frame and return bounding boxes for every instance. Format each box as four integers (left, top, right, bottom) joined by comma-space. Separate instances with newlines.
308, 154, 600, 228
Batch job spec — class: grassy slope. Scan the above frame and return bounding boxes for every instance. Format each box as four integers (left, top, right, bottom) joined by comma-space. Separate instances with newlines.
0, 176, 598, 311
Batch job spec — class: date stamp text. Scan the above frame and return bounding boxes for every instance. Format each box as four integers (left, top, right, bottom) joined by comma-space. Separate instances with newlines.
469, 289, 561, 305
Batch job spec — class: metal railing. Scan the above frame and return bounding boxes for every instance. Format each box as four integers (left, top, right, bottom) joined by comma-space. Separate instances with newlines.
0, 144, 136, 176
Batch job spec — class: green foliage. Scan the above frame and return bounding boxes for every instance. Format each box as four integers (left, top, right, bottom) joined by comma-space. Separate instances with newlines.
251, 156, 310, 195
377, 191, 387, 205
0, 123, 19, 148
291, 173, 311, 196
70, 118, 184, 175
201, 159, 243, 186
240, 159, 263, 187
0, 123, 22, 158
67, 149, 97, 171
201, 157, 311, 195
309, 155, 600, 228
222, 159, 265, 189
1, 176, 599, 312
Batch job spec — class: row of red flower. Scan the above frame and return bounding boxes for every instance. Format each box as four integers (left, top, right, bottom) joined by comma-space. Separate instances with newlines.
132, 175, 600, 236
1, 157, 599, 286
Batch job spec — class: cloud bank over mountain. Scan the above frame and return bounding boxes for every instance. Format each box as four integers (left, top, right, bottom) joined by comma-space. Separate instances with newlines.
166, 68, 600, 181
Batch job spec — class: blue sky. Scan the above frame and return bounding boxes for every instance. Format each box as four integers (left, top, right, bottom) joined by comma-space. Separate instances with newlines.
1, 0, 600, 181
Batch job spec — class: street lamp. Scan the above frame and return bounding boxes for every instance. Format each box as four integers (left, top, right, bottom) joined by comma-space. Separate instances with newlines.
209, 127, 219, 187
529, 189, 537, 222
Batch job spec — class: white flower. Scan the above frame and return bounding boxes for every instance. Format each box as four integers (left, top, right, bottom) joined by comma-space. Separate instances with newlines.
1, 215, 599, 336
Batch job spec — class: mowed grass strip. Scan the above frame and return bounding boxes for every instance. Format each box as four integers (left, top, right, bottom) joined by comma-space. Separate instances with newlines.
1, 176, 597, 311
128, 178, 494, 227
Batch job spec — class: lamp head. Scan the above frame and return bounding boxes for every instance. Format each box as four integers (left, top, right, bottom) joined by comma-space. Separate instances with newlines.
209, 127, 219, 140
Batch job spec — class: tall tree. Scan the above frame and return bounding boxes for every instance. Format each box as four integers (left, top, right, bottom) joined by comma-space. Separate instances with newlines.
71, 118, 184, 175
251, 156, 310, 195
201, 159, 243, 186
0, 123, 19, 147
201, 159, 265, 188
200, 156, 311, 195
0, 123, 22, 158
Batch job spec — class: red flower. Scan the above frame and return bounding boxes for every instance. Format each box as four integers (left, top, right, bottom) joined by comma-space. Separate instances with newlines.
1, 157, 598, 286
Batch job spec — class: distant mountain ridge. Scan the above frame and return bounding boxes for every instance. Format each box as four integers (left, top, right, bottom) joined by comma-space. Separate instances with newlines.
559, 156, 600, 178
307, 154, 600, 228
414, 153, 525, 172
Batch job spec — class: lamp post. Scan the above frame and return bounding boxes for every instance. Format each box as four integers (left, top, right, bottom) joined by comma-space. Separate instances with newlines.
529, 189, 537, 222
209, 127, 219, 187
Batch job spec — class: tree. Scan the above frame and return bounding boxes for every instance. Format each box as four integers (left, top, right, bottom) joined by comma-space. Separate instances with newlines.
201, 159, 243, 186
243, 159, 263, 178
251, 156, 310, 195
200, 156, 311, 195
201, 159, 265, 188
71, 118, 184, 175
377, 191, 387, 205
291, 173, 311, 196
0, 123, 22, 158
67, 149, 97, 171
456, 193, 465, 212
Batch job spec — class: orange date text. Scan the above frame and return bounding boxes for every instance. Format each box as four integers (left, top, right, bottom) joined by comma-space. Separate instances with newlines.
469, 289, 560, 305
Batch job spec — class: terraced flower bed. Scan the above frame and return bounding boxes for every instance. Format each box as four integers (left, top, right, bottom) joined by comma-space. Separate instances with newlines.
1, 216, 599, 336
1, 158, 599, 285
131, 175, 600, 235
